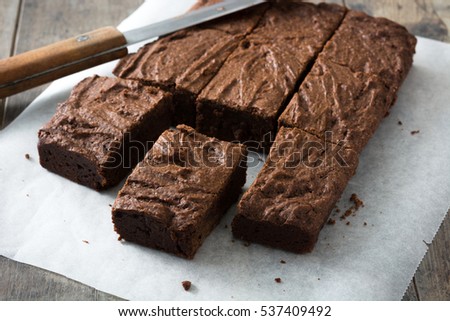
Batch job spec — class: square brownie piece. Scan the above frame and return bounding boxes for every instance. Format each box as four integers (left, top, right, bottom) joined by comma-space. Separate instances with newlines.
38, 76, 172, 190
112, 125, 247, 259
232, 126, 358, 253
113, 4, 268, 127
196, 2, 346, 151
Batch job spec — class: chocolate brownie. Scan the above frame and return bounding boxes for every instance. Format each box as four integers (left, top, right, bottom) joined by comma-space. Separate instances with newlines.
38, 76, 172, 190
113, 4, 268, 127
112, 125, 247, 259
279, 11, 416, 152
232, 126, 358, 253
279, 58, 394, 153
196, 3, 346, 151
238, 10, 416, 252
320, 10, 417, 91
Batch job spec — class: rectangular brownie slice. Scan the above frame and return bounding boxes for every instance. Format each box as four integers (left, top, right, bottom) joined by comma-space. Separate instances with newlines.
112, 125, 247, 259
38, 76, 172, 190
279, 11, 416, 153
113, 4, 268, 127
196, 2, 346, 151
232, 126, 358, 253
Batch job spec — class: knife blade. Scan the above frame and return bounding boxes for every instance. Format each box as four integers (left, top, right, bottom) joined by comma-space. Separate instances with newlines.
0, 0, 267, 99
124, 0, 268, 44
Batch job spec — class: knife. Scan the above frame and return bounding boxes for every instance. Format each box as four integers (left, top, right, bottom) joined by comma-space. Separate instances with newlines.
0, 0, 267, 99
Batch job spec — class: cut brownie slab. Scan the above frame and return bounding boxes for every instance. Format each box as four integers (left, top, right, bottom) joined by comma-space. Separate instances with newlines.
113, 4, 268, 127
112, 125, 247, 259
232, 126, 358, 253
38, 76, 172, 190
247, 11, 417, 252
279, 11, 416, 153
196, 2, 346, 151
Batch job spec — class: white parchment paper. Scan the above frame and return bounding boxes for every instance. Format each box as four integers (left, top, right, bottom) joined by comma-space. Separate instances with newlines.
1, 0, 450, 300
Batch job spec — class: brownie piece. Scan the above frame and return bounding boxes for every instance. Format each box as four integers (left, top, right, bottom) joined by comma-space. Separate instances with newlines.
112, 125, 247, 259
113, 4, 268, 127
196, 2, 346, 151
38, 76, 172, 190
279, 11, 416, 152
320, 10, 417, 91
232, 126, 358, 253
279, 58, 394, 153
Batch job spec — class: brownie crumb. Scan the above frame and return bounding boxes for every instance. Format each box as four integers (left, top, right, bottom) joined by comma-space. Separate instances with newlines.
231, 239, 235, 243
280, 260, 286, 264
275, 278, 282, 283
82, 240, 89, 244
25, 154, 30, 160
342, 193, 364, 219
108, 204, 112, 207
224, 224, 228, 229
398, 120, 403, 126
341, 210, 352, 219
411, 130, 420, 135
182, 280, 192, 291
244, 241, 251, 247
118, 236, 123, 241
350, 193, 364, 210
363, 222, 368, 226
346, 221, 350, 226
327, 218, 336, 225
335, 208, 340, 213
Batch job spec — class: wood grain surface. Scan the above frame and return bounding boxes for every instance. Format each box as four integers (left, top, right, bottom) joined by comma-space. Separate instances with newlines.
0, 0, 449, 301
0, 26, 127, 98
0, 0, 21, 129
0, 0, 143, 128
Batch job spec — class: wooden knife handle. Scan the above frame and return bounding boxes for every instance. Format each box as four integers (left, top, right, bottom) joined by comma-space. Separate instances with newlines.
0, 26, 128, 99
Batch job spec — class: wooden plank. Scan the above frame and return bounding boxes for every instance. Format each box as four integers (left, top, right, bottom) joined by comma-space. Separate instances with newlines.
0, 255, 13, 299
345, 0, 449, 42
3, 0, 144, 128
0, 0, 21, 128
433, 0, 450, 36
413, 211, 450, 300
0, 0, 20, 59
402, 278, 420, 301
0, 256, 124, 301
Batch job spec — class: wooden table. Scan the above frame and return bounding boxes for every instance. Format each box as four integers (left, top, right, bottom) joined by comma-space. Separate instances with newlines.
0, 0, 449, 300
